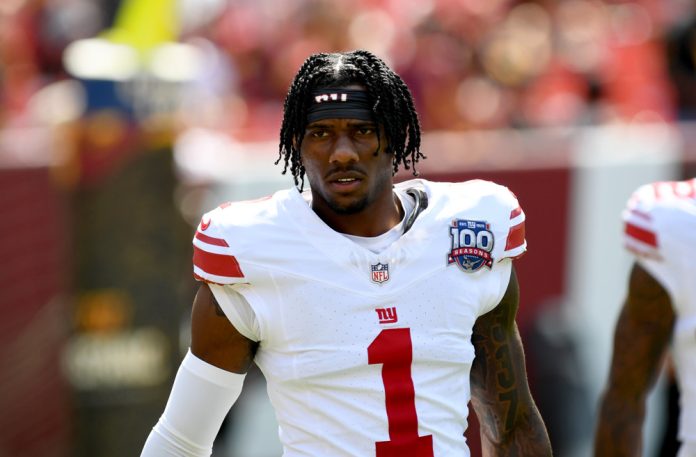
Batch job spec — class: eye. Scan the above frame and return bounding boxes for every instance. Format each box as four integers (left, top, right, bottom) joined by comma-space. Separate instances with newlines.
356, 126, 375, 136
308, 129, 329, 138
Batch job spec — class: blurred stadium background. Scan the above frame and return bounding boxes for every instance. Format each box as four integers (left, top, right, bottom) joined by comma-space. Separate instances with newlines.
1, 0, 695, 456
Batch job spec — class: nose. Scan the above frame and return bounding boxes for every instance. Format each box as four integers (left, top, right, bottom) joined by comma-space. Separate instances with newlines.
329, 133, 359, 165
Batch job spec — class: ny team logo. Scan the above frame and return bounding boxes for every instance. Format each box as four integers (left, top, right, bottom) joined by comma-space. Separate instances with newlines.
371, 262, 390, 284
375, 307, 398, 324
447, 219, 494, 272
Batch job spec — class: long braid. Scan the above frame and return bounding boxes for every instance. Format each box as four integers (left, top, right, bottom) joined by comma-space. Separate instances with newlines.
277, 50, 423, 189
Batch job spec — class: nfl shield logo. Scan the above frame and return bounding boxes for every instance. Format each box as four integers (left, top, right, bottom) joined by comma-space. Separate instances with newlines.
371, 262, 390, 284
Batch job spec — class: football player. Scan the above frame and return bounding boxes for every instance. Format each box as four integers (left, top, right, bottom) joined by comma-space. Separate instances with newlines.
595, 178, 696, 457
141, 50, 551, 457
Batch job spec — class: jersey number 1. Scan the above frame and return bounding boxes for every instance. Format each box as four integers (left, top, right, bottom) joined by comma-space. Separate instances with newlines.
368, 328, 434, 457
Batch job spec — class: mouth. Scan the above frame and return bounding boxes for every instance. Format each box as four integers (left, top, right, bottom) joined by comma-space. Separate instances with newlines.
330, 177, 363, 192
326, 172, 365, 192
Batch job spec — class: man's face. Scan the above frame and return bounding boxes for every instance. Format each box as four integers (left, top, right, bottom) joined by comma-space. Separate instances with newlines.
300, 117, 393, 216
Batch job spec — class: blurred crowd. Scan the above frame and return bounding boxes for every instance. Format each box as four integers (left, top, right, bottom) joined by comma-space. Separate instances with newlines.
2, 0, 696, 145
3, 2, 696, 456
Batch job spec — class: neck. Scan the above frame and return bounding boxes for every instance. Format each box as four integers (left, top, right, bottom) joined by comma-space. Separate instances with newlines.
311, 191, 403, 237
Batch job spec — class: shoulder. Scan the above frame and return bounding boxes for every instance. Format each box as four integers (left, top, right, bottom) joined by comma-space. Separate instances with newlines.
192, 190, 293, 284
460, 180, 527, 262
402, 178, 521, 210
412, 178, 526, 261
456, 178, 517, 197
623, 178, 696, 259
198, 191, 289, 233
626, 178, 696, 212
438, 178, 523, 224
465, 179, 521, 210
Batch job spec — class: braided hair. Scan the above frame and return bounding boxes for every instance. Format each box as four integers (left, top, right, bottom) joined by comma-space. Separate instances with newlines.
277, 50, 424, 189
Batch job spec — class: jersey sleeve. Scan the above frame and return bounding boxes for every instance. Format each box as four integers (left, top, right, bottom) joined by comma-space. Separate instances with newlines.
208, 284, 261, 342
192, 206, 248, 285
474, 182, 526, 315
489, 184, 527, 262
622, 183, 661, 260
622, 183, 680, 302
502, 198, 526, 260
621, 181, 696, 300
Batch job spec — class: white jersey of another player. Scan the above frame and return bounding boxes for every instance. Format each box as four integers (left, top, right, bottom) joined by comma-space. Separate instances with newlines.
192, 178, 526, 457
623, 178, 696, 447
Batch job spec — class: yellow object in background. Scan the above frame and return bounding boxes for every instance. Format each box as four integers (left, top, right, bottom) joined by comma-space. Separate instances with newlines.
103, 0, 179, 56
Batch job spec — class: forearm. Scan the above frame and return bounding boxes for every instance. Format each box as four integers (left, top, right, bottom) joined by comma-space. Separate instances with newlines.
140, 350, 246, 457
471, 268, 551, 456
478, 396, 552, 456
594, 389, 645, 457
592, 264, 673, 457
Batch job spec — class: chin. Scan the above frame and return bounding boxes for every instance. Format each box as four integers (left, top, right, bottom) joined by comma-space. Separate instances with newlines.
327, 196, 369, 215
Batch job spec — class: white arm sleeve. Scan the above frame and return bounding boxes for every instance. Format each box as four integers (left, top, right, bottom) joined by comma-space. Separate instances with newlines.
140, 350, 246, 457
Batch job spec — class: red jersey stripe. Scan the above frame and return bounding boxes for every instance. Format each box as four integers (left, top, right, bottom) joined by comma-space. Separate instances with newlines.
193, 245, 244, 277
625, 222, 657, 247
510, 207, 522, 219
195, 231, 229, 247
505, 221, 525, 251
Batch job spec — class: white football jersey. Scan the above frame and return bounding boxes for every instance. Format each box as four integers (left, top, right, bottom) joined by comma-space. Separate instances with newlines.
193, 178, 527, 457
622, 178, 696, 445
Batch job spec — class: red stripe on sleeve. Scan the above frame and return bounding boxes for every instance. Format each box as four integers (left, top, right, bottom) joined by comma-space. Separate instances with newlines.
625, 222, 657, 247
195, 231, 229, 247
505, 221, 525, 251
193, 245, 244, 278
510, 207, 522, 219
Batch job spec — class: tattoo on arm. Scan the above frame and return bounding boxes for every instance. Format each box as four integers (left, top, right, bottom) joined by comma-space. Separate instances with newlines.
471, 293, 520, 436
470, 267, 551, 455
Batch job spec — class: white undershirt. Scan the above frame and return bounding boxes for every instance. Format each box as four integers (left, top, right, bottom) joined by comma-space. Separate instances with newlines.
304, 188, 416, 254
